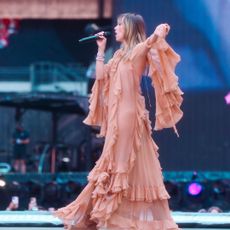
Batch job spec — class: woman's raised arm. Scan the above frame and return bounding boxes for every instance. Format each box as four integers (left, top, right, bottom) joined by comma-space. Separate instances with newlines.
146, 23, 170, 47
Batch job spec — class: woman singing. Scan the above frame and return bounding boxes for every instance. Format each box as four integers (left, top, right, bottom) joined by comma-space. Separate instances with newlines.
54, 13, 183, 230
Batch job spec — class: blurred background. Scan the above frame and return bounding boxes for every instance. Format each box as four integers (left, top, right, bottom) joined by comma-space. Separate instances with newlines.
0, 0, 229, 213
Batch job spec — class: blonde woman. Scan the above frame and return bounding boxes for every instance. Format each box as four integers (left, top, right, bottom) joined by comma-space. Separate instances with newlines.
55, 13, 183, 230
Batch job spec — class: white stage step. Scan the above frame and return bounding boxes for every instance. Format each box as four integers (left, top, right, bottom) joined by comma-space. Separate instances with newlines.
0, 211, 230, 228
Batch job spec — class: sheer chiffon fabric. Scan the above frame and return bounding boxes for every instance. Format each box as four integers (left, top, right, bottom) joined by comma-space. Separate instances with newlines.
54, 33, 183, 230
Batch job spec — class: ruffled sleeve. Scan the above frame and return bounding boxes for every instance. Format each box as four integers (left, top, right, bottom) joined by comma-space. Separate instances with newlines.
146, 37, 183, 136
83, 61, 111, 137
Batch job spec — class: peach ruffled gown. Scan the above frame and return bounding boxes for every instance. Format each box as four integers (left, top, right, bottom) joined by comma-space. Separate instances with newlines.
54, 32, 183, 230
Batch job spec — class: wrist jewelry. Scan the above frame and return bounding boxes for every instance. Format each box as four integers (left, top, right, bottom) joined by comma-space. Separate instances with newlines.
96, 52, 105, 61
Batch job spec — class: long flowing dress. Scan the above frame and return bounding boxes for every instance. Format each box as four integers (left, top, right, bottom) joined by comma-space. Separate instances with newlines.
54, 31, 183, 230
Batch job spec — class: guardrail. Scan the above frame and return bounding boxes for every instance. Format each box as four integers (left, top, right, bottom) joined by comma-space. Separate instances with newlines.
0, 62, 88, 95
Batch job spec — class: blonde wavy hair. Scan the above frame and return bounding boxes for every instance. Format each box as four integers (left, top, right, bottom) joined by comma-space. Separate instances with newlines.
117, 13, 146, 51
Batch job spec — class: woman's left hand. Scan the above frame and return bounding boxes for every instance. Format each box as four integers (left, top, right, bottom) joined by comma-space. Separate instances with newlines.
154, 23, 170, 38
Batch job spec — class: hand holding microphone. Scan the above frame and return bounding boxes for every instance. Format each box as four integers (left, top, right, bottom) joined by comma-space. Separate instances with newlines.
78, 31, 111, 44
95, 31, 108, 52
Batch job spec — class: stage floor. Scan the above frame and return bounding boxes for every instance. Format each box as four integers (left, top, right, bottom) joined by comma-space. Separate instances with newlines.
0, 211, 230, 229
0, 228, 226, 230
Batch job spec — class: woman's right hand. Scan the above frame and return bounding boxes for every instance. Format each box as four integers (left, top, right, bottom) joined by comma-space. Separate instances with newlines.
96, 31, 107, 52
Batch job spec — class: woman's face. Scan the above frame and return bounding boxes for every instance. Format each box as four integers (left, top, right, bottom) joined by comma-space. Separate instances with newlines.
114, 18, 125, 43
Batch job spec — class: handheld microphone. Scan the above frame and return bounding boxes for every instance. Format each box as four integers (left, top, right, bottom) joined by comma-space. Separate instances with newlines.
78, 31, 111, 43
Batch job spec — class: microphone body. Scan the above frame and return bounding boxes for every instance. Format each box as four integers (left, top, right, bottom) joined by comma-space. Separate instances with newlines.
79, 31, 111, 43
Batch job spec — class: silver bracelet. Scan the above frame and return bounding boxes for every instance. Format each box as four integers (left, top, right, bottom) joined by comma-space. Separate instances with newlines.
96, 52, 105, 61
96, 56, 105, 62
